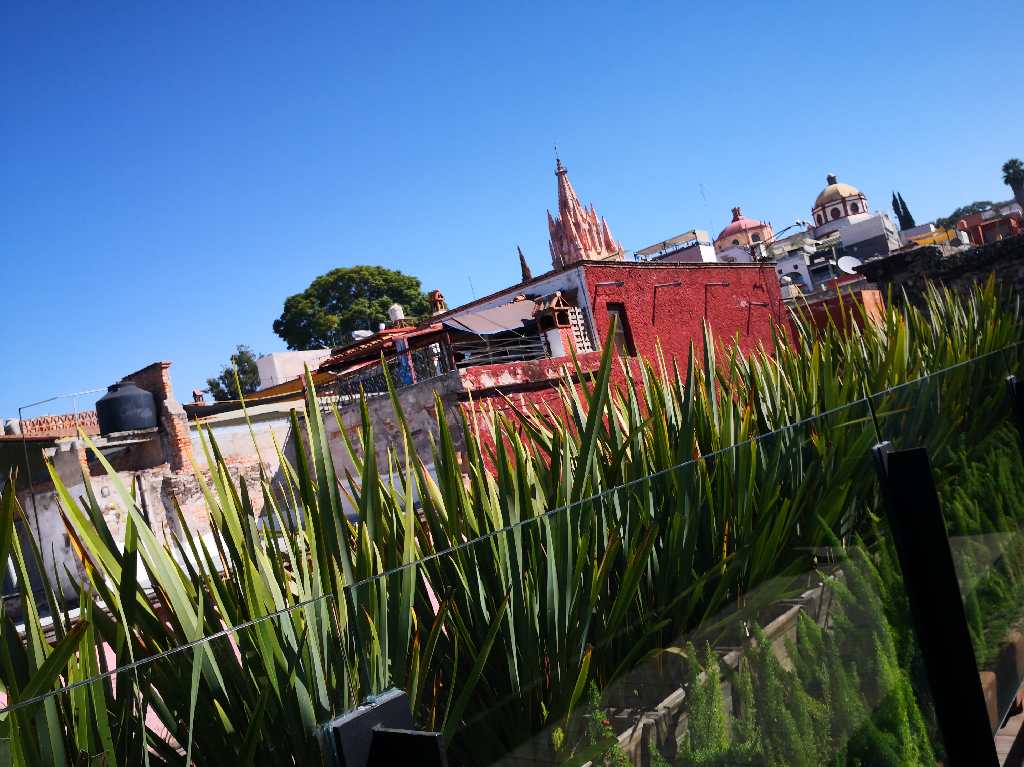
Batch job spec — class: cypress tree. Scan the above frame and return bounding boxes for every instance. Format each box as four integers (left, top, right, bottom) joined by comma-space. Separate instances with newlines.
518, 245, 532, 282
748, 626, 819, 767
679, 642, 730, 765
731, 656, 761, 755
897, 193, 916, 228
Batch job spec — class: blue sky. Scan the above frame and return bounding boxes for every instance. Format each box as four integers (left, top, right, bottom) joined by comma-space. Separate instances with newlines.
2, 1, 1022, 418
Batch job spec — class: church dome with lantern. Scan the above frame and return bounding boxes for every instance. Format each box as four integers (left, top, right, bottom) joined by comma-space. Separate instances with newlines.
812, 173, 868, 227
713, 207, 774, 253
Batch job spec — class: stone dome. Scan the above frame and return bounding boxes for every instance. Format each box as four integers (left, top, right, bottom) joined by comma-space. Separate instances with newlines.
815, 174, 864, 208
714, 207, 774, 253
717, 207, 767, 240
812, 174, 869, 227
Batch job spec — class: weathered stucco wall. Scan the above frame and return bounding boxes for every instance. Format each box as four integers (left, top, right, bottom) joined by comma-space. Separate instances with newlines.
323, 372, 465, 509
15, 446, 263, 605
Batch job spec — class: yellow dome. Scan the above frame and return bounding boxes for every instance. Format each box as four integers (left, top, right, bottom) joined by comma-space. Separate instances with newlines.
814, 174, 863, 208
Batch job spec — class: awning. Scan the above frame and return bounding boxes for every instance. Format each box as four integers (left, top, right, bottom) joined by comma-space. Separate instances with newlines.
443, 300, 537, 335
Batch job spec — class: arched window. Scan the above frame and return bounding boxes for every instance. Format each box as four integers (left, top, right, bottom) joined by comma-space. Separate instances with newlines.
830, 207, 841, 220
732, 239, 740, 246
751, 233, 762, 242
849, 202, 860, 213
816, 213, 824, 224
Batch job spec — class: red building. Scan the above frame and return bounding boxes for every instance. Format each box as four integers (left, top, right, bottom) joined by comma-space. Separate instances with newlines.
302, 160, 789, 477
956, 205, 1022, 246
312, 256, 785, 475
442, 258, 785, 424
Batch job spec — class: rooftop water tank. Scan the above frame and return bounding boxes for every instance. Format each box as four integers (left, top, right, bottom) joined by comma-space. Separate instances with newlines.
95, 382, 158, 435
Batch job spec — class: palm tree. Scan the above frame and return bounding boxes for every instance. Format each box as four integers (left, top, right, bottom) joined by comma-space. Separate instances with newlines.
1003, 158, 1024, 208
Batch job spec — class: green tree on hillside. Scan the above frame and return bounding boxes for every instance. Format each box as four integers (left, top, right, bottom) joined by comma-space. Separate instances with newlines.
206, 344, 261, 401
273, 265, 431, 350
935, 201, 995, 230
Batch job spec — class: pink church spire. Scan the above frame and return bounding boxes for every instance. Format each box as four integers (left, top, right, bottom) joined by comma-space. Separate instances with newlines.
547, 159, 623, 269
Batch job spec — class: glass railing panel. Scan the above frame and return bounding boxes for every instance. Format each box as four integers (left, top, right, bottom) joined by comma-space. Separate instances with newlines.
0, 591, 356, 765
565, 400, 944, 767
873, 345, 1024, 732
345, 399, 945, 765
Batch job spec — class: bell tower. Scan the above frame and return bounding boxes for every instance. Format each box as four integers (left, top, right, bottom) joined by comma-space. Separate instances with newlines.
546, 159, 623, 269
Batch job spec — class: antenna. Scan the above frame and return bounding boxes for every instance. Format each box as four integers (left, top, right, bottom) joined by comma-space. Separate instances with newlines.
837, 255, 863, 274
699, 182, 713, 235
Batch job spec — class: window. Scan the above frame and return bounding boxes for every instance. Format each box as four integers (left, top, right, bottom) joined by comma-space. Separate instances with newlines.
567, 306, 595, 353
816, 213, 824, 224
605, 303, 635, 356
849, 202, 860, 213
830, 207, 841, 220
732, 239, 740, 246
751, 233, 762, 242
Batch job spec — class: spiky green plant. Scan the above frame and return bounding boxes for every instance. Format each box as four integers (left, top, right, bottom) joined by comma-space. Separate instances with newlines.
0, 278, 1020, 765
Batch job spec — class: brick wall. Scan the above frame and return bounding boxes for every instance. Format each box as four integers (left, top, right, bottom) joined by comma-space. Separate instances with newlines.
121, 361, 194, 471
19, 411, 99, 437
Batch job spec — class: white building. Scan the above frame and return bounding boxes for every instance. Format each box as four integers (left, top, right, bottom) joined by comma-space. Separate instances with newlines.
634, 230, 717, 264
256, 350, 332, 389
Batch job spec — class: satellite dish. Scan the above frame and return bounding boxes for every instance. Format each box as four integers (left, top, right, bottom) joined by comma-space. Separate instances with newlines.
837, 256, 863, 274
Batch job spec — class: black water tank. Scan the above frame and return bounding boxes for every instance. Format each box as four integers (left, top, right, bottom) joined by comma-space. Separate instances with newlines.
95, 382, 158, 435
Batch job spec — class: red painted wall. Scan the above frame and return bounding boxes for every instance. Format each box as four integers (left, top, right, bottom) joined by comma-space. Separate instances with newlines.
580, 261, 786, 366
791, 288, 885, 335
451, 262, 788, 455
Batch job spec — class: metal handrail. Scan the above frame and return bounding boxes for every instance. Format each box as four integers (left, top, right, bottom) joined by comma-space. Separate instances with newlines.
450, 336, 548, 368
319, 345, 452, 408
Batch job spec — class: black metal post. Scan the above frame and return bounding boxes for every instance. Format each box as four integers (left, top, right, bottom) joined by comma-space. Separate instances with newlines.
1009, 375, 1024, 452
873, 442, 998, 767
320, 688, 448, 767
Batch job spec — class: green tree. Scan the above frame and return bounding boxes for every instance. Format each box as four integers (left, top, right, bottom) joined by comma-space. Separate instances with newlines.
1003, 158, 1024, 208
206, 344, 261, 401
897, 193, 916, 229
892, 192, 916, 230
935, 201, 994, 230
273, 265, 431, 350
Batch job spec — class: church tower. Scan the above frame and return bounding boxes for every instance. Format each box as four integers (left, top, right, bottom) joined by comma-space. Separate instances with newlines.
547, 159, 623, 269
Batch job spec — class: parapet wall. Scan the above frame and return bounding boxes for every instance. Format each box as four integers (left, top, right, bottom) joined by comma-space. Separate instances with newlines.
18, 411, 99, 437
856, 236, 1024, 304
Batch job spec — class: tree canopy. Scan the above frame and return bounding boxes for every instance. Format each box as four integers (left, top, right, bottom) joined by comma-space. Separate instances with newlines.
935, 201, 995, 230
273, 266, 431, 350
1004, 158, 1024, 206
891, 191, 916, 230
206, 345, 261, 401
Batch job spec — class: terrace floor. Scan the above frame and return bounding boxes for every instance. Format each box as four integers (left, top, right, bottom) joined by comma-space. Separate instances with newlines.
998, 710, 1024, 765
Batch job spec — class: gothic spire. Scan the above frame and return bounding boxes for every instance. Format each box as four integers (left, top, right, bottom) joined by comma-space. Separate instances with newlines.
546, 159, 623, 269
